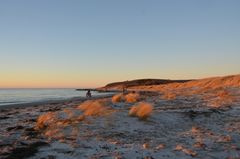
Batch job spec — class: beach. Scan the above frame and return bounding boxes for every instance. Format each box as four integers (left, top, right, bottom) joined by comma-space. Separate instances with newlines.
0, 75, 240, 159
0, 94, 114, 159
1, 0, 240, 158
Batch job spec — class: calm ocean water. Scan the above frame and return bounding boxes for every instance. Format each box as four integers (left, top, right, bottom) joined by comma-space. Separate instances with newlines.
0, 89, 108, 106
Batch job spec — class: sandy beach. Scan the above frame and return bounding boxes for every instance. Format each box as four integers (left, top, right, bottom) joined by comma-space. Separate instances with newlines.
0, 94, 113, 159
1, 1, 240, 158
0, 75, 240, 159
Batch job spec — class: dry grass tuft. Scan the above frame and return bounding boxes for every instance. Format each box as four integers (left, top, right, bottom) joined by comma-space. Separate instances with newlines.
112, 93, 125, 103
136, 103, 153, 119
129, 102, 153, 120
78, 100, 94, 111
78, 100, 112, 116
125, 93, 140, 103
36, 112, 57, 130
128, 106, 139, 117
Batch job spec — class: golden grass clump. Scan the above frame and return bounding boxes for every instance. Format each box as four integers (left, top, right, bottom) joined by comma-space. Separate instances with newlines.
84, 101, 107, 116
36, 112, 57, 130
35, 110, 86, 140
78, 100, 112, 116
112, 93, 125, 103
125, 93, 140, 103
78, 100, 94, 111
129, 102, 153, 120
128, 106, 139, 117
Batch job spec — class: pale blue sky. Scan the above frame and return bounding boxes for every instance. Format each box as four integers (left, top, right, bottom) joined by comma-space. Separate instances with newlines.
0, 0, 239, 88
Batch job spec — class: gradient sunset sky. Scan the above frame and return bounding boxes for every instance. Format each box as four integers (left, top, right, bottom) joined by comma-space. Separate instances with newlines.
0, 0, 239, 88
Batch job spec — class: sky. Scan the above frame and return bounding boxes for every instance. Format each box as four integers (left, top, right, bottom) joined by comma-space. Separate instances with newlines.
0, 0, 239, 88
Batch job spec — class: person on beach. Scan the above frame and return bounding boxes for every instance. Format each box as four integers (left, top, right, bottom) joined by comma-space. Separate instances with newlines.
86, 90, 92, 98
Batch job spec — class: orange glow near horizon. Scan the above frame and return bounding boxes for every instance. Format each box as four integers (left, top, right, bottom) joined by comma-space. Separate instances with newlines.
0, 79, 101, 88
0, 73, 103, 88
0, 71, 239, 88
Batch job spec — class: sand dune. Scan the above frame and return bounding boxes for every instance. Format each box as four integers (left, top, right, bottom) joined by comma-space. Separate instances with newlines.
131, 74, 240, 108
131, 74, 240, 91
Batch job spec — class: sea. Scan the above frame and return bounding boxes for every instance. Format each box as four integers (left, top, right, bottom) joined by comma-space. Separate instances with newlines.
0, 89, 110, 107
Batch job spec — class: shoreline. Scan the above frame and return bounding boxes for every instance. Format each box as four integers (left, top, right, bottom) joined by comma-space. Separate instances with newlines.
0, 94, 114, 110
